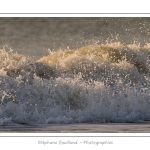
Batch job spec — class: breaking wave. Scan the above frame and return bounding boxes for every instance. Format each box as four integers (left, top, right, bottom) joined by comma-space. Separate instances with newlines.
1, 42, 150, 124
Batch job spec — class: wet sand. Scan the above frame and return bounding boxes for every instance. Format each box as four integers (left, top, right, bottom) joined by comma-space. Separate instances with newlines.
0, 123, 150, 133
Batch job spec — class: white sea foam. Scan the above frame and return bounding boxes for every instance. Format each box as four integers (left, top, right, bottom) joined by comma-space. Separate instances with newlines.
0, 42, 150, 124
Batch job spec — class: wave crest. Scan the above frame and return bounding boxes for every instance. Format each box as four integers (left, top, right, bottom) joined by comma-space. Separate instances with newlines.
0, 42, 150, 124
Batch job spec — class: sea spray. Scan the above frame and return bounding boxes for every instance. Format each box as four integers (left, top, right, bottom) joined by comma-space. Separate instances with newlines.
0, 42, 150, 124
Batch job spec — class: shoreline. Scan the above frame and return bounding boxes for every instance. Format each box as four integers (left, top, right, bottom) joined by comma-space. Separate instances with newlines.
0, 122, 150, 133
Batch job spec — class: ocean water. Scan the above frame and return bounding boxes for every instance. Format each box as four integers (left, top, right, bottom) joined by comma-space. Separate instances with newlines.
0, 17, 150, 126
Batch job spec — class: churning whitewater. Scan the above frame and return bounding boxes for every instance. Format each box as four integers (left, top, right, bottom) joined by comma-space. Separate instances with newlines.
0, 42, 150, 125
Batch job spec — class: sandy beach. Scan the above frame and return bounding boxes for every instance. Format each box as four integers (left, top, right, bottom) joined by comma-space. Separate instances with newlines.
0, 123, 150, 133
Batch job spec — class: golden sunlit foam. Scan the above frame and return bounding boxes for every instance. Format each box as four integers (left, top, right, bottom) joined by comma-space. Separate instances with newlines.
38, 43, 148, 74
